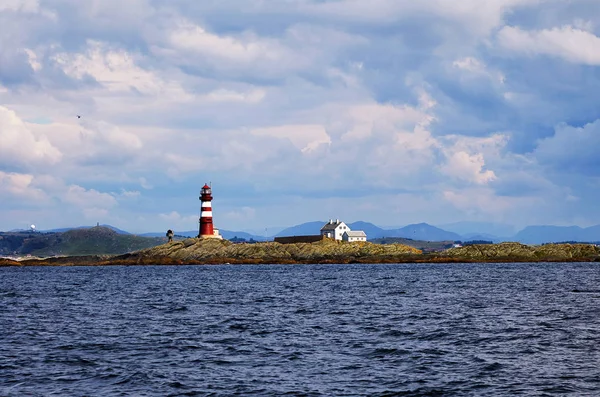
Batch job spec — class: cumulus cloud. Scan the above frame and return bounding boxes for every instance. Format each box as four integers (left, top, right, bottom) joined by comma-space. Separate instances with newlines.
168, 21, 287, 64
0, 171, 126, 225
223, 207, 257, 222
158, 211, 198, 230
304, 0, 543, 36
0, 0, 40, 13
53, 40, 192, 99
442, 187, 541, 219
453, 57, 505, 83
63, 185, 117, 208
0, 106, 62, 168
199, 88, 266, 104
0, 171, 47, 201
27, 118, 144, 169
119, 189, 140, 198
252, 125, 331, 153
440, 134, 508, 184
497, 25, 600, 65
533, 120, 600, 172
80, 120, 143, 152
441, 152, 497, 184
159, 211, 190, 222
151, 19, 306, 79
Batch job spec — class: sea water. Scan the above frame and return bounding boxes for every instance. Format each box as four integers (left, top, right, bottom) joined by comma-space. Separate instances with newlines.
1, 262, 600, 396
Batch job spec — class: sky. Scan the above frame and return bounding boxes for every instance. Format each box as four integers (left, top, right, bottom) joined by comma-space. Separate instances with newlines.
1, 0, 600, 234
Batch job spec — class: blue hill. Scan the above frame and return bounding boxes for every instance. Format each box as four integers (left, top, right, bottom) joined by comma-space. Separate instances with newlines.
389, 223, 462, 241
274, 221, 325, 237
513, 225, 589, 244
438, 221, 516, 237
347, 221, 387, 238
273, 221, 460, 241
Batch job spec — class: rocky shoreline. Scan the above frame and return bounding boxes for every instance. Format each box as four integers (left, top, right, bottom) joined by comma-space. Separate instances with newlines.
2, 240, 600, 267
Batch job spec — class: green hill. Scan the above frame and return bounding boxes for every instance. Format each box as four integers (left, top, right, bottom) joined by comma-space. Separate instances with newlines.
0, 226, 167, 257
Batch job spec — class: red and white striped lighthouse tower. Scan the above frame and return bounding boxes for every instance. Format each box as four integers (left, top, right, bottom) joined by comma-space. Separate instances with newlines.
199, 183, 214, 238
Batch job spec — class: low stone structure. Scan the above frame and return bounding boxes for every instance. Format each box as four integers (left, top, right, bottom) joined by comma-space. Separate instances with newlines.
274, 235, 325, 244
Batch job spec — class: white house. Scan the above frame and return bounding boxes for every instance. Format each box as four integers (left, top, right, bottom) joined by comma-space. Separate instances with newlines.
320, 219, 349, 240
342, 231, 367, 242
320, 219, 367, 241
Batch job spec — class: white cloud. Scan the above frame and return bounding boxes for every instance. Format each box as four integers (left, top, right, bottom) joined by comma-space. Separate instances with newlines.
158, 211, 198, 229
167, 21, 287, 64
453, 57, 505, 83
119, 189, 140, 198
0, 171, 47, 200
53, 40, 192, 99
442, 187, 540, 219
28, 119, 144, 168
305, 0, 543, 36
0, 106, 62, 167
453, 57, 486, 72
251, 124, 331, 153
201, 88, 266, 103
440, 134, 507, 185
318, 94, 440, 182
339, 102, 430, 141
533, 119, 600, 170
82, 120, 143, 151
441, 152, 497, 184
497, 25, 600, 65
139, 177, 153, 190
63, 185, 117, 208
0, 0, 40, 13
153, 20, 366, 80
159, 211, 186, 222
223, 207, 256, 222
24, 48, 42, 71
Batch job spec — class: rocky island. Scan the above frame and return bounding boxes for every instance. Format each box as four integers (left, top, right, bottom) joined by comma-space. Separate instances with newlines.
1, 238, 600, 266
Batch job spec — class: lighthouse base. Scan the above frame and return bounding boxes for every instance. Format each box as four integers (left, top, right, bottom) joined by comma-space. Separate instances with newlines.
198, 234, 223, 240
198, 228, 223, 240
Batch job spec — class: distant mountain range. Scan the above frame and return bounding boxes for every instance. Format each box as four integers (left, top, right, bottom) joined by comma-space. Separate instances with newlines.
275, 221, 462, 241
512, 225, 600, 245
6, 221, 600, 245
266, 221, 600, 244
138, 230, 261, 241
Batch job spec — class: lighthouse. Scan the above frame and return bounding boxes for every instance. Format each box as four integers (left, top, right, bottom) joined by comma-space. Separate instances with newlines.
199, 184, 222, 239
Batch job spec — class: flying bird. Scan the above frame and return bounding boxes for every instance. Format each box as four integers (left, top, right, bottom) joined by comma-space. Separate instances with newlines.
77, 115, 81, 119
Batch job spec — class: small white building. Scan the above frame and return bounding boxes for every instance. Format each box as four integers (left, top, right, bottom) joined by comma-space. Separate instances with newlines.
320, 219, 367, 242
320, 219, 349, 241
343, 231, 367, 242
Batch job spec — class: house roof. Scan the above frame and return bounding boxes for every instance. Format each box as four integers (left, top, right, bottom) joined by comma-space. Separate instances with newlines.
320, 220, 343, 231
344, 230, 366, 238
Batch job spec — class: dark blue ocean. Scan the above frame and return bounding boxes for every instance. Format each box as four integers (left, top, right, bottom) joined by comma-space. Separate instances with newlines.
2, 263, 600, 396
